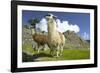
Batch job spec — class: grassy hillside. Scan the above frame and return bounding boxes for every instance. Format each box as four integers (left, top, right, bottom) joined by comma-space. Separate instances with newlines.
22, 27, 90, 62
64, 30, 90, 49
22, 44, 90, 62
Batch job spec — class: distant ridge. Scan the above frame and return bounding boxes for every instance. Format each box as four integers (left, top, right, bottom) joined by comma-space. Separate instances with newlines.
23, 25, 90, 49
63, 30, 90, 49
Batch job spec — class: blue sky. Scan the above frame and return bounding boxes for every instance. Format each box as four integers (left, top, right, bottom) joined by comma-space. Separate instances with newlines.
22, 10, 90, 40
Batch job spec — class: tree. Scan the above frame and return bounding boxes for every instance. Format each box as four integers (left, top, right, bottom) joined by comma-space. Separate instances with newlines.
28, 18, 40, 28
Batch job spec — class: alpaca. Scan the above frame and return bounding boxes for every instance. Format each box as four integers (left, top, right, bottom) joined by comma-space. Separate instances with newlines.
45, 13, 65, 57
31, 28, 48, 53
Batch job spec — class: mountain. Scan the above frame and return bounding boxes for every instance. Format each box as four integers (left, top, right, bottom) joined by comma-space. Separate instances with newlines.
22, 25, 90, 50
86, 40, 90, 43
63, 30, 90, 49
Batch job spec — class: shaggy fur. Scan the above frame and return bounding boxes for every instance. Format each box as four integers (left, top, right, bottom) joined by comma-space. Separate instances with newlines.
31, 29, 48, 53
45, 13, 65, 57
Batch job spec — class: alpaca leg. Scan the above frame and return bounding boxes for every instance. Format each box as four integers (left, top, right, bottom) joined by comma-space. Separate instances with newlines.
56, 51, 59, 57
50, 49, 53, 55
56, 46, 60, 57
50, 47, 55, 57
52, 49, 56, 57
41, 46, 45, 52
60, 46, 63, 56
42, 45, 46, 51
37, 47, 40, 53
32, 44, 36, 51
44, 44, 48, 51
37, 45, 40, 53
34, 45, 39, 53
35, 45, 38, 51
38, 45, 44, 53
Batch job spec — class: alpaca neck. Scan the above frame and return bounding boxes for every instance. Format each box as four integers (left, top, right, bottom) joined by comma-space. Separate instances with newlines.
31, 28, 36, 35
47, 19, 57, 37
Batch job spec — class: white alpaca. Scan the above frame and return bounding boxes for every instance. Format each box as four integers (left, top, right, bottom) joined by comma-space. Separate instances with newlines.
45, 13, 65, 57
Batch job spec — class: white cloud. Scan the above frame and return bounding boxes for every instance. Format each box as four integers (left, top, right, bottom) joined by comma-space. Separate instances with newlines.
56, 19, 80, 33
36, 18, 47, 32
82, 32, 89, 40
36, 18, 80, 33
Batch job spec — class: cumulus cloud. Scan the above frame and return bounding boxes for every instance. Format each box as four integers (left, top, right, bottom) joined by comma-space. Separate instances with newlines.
36, 18, 80, 33
56, 19, 80, 33
36, 18, 47, 32
82, 32, 89, 40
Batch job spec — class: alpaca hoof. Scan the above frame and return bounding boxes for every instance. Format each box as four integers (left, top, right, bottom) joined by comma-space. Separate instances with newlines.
60, 54, 62, 56
53, 55, 59, 58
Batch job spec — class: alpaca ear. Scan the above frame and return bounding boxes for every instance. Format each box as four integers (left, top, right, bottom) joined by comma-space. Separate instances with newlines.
53, 15, 57, 19
56, 24, 58, 27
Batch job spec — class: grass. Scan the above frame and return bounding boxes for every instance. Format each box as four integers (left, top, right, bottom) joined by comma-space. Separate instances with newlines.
22, 44, 90, 62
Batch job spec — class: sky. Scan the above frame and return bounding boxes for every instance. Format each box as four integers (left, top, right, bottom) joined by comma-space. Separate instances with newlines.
22, 10, 90, 40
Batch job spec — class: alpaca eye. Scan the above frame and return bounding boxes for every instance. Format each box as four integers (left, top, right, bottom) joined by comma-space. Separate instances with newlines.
47, 14, 50, 16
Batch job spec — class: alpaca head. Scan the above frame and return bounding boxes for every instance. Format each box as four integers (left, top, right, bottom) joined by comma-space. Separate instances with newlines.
30, 28, 35, 35
45, 13, 57, 21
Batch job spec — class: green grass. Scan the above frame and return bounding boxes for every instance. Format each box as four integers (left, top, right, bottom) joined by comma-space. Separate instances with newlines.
22, 44, 90, 62
61, 49, 90, 60
22, 43, 36, 55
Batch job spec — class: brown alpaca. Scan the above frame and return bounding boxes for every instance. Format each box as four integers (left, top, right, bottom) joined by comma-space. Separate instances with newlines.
31, 29, 48, 53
